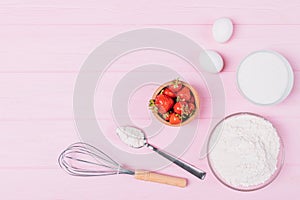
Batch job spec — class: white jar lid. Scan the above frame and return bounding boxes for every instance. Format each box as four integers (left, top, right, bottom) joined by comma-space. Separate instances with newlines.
237, 50, 294, 105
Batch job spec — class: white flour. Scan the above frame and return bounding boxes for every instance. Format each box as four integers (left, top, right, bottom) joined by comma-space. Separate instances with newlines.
116, 126, 145, 148
209, 114, 280, 187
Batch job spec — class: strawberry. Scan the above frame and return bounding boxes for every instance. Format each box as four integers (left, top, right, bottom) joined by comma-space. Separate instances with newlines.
169, 113, 181, 124
173, 101, 188, 115
162, 88, 176, 98
162, 111, 171, 121
177, 86, 191, 101
189, 95, 195, 103
168, 79, 183, 92
151, 94, 174, 114
187, 103, 195, 115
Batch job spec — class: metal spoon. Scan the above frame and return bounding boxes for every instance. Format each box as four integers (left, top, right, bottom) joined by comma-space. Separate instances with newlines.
116, 126, 206, 180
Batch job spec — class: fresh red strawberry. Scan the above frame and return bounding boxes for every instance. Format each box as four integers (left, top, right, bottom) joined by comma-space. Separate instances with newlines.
173, 101, 188, 115
169, 113, 181, 124
189, 95, 195, 103
162, 112, 171, 121
187, 103, 195, 115
168, 79, 183, 92
162, 88, 176, 98
177, 86, 191, 101
154, 94, 174, 114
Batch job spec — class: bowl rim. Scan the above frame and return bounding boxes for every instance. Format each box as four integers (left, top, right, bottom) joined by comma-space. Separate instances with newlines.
207, 112, 285, 192
151, 80, 200, 127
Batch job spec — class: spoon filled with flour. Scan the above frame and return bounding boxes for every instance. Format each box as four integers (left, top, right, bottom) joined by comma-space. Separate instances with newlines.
116, 126, 206, 180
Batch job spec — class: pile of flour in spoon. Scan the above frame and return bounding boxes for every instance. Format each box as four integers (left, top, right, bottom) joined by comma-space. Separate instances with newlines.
209, 113, 281, 187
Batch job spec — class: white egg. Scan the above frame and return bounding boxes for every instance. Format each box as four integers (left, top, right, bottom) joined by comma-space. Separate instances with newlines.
199, 50, 224, 73
212, 18, 233, 43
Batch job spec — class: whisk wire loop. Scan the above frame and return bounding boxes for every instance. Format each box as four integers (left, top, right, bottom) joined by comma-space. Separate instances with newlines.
58, 142, 134, 177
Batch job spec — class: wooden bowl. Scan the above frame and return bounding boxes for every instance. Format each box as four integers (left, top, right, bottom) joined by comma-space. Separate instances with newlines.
151, 80, 200, 127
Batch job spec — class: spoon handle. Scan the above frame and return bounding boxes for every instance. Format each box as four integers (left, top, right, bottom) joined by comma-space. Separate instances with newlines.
146, 143, 206, 180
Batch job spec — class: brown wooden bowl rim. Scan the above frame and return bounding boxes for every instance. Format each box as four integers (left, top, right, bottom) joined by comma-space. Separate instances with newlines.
151, 80, 200, 127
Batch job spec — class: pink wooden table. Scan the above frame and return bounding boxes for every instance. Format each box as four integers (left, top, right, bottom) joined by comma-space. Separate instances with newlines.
1, 0, 299, 199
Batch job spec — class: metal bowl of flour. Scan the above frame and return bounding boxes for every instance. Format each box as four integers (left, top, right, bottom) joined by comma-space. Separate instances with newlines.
207, 112, 284, 192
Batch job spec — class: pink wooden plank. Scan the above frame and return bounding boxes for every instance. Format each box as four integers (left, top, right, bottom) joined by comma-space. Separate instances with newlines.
0, 165, 298, 199
0, 0, 300, 25
0, 72, 299, 120
0, 118, 299, 167
0, 121, 78, 168
1, 25, 300, 72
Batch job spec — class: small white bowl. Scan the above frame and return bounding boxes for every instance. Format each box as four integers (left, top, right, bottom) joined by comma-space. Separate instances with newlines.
237, 50, 294, 105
